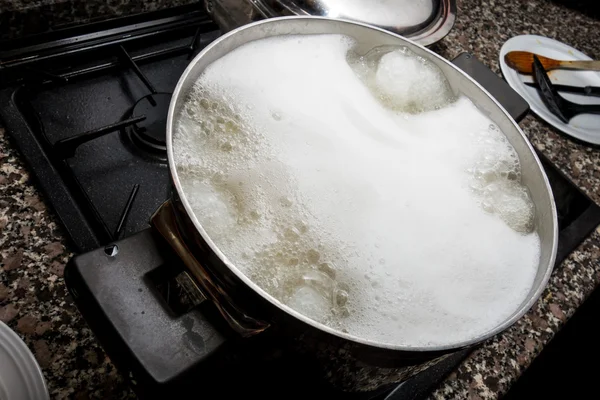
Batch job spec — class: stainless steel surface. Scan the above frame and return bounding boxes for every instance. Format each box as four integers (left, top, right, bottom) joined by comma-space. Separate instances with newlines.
151, 199, 270, 337
166, 17, 558, 354
205, 0, 456, 46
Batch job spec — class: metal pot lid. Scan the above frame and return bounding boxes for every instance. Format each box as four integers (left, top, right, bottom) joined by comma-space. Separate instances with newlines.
256, 0, 456, 45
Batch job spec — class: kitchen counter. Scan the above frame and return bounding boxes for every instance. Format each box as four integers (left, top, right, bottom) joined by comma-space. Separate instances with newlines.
0, 0, 599, 399
0, 126, 134, 398
0, 0, 197, 40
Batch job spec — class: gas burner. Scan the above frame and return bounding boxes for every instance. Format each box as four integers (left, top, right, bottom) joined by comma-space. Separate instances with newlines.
127, 92, 171, 154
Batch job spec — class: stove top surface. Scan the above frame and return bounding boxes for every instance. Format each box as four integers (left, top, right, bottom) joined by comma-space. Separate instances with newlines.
0, 5, 219, 250
2, 6, 600, 400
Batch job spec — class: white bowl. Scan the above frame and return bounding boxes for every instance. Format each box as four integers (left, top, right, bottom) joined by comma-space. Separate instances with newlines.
0, 321, 49, 400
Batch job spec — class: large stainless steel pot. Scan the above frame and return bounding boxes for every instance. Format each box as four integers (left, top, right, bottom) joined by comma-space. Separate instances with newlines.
154, 17, 558, 392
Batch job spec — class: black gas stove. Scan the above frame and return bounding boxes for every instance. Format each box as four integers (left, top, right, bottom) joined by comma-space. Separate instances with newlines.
1, 5, 600, 400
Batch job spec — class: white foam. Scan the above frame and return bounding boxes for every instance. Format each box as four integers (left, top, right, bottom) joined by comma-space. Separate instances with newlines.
173, 35, 541, 347
349, 46, 455, 113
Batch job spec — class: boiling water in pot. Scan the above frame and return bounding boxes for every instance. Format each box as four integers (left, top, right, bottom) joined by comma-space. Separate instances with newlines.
173, 34, 540, 346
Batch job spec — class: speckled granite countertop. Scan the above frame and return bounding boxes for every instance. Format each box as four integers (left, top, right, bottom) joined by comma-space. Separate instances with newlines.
0, 0, 197, 40
0, 0, 599, 399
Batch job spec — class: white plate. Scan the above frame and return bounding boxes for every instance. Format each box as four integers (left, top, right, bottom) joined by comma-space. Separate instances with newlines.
0, 321, 49, 400
499, 35, 600, 145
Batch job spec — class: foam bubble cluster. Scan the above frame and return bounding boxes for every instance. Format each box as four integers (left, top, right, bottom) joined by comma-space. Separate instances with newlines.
348, 46, 455, 113
173, 34, 541, 347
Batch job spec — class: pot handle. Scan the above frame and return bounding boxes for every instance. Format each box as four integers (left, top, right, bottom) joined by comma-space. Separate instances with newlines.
151, 199, 270, 337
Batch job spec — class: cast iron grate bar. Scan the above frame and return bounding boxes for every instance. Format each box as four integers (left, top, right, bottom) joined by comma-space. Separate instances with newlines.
47, 44, 190, 83
54, 115, 146, 159
0, 12, 215, 70
188, 27, 203, 60
118, 45, 158, 105
24, 67, 69, 84
2, 27, 217, 86
114, 184, 140, 240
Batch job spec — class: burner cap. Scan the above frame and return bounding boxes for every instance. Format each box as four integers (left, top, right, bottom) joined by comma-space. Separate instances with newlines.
129, 93, 171, 152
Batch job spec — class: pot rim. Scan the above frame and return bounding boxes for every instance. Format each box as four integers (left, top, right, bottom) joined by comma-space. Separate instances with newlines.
166, 16, 558, 352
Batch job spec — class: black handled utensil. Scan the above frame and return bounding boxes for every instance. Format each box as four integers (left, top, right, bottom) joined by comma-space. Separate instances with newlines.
524, 81, 600, 97
532, 55, 600, 123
